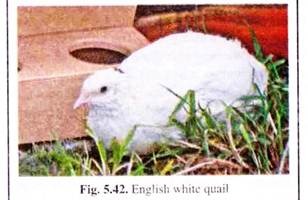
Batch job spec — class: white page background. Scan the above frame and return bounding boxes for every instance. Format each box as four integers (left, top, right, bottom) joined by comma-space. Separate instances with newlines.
1, 0, 306, 199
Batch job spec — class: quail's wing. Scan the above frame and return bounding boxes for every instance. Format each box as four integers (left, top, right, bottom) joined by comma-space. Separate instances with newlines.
118, 32, 267, 91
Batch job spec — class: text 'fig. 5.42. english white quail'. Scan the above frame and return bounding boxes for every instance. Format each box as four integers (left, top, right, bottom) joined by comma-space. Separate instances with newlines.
73, 31, 268, 154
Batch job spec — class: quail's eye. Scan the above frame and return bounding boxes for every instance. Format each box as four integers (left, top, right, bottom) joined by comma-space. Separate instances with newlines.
100, 86, 108, 93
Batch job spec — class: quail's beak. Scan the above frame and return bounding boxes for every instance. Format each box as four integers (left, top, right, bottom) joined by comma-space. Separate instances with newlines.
73, 93, 90, 109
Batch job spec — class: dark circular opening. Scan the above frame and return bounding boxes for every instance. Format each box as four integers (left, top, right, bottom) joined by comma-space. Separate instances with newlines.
70, 47, 127, 64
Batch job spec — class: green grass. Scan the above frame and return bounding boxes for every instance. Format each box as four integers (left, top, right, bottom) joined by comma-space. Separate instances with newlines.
19, 140, 95, 176
19, 30, 289, 176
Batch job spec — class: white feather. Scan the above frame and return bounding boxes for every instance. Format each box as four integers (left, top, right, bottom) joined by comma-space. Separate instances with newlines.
74, 31, 268, 154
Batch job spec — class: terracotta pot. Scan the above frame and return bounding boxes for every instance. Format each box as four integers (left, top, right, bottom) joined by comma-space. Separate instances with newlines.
135, 5, 288, 58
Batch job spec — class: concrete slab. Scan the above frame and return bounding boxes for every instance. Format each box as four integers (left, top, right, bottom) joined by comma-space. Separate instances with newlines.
18, 27, 149, 144
18, 6, 137, 36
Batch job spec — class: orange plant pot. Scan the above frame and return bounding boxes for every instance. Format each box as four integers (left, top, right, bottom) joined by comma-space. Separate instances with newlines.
135, 5, 288, 58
